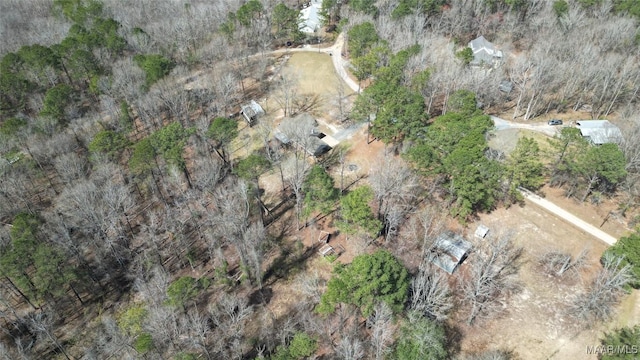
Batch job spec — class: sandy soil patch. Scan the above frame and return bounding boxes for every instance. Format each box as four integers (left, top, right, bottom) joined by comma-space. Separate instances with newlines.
459, 198, 635, 359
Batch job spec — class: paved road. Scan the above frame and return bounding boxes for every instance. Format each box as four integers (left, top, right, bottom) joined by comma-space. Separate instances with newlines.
519, 188, 617, 246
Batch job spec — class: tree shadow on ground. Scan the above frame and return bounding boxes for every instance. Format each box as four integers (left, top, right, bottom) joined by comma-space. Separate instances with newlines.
262, 242, 320, 287
248, 287, 273, 306
444, 322, 463, 357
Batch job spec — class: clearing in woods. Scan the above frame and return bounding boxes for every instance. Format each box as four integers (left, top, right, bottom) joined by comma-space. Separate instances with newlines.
461, 201, 635, 360
252, 50, 638, 359
461, 125, 635, 359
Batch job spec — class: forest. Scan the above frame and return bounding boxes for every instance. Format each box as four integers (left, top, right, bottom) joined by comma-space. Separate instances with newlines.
1, 0, 640, 359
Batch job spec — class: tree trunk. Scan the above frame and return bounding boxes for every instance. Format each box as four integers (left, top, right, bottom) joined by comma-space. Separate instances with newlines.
3, 276, 37, 310
581, 175, 598, 203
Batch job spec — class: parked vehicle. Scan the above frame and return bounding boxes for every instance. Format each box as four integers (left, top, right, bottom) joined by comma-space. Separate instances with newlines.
548, 119, 563, 125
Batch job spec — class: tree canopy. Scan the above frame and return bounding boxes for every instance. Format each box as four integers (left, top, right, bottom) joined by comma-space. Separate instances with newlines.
0, 213, 77, 305
129, 137, 156, 176
393, 312, 448, 360
302, 165, 338, 219
234, 153, 271, 182
134, 54, 175, 89
604, 229, 640, 288
40, 84, 75, 122
207, 116, 239, 164
391, 0, 446, 18
407, 95, 499, 219
271, 332, 318, 360
150, 122, 194, 170
351, 45, 427, 143
272, 3, 304, 43
504, 137, 545, 201
578, 143, 627, 199
347, 22, 379, 58
599, 325, 640, 360
88, 130, 130, 161
166, 276, 208, 311
548, 129, 626, 201
348, 0, 378, 15
317, 250, 409, 316
337, 185, 382, 238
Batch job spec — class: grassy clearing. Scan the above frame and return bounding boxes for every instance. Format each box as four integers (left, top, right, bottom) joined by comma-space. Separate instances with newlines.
489, 128, 554, 156
282, 52, 347, 95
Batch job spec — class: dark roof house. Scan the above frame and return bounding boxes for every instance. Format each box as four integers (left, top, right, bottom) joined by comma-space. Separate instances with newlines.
428, 232, 473, 274
468, 36, 503, 67
274, 113, 337, 157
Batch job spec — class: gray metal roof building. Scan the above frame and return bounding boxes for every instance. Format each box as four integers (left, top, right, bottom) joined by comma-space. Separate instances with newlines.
428, 232, 473, 274
576, 120, 623, 145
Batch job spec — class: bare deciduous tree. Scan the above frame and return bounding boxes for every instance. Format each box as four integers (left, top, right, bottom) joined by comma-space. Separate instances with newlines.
410, 263, 452, 321
400, 205, 447, 260
274, 71, 299, 117
242, 221, 267, 288
209, 293, 253, 358
53, 152, 88, 185
569, 253, 632, 323
538, 249, 589, 279
462, 232, 523, 325
295, 270, 323, 303
27, 311, 70, 360
465, 349, 518, 360
212, 180, 266, 285
278, 116, 318, 228
334, 333, 365, 360
367, 302, 394, 360
369, 153, 419, 242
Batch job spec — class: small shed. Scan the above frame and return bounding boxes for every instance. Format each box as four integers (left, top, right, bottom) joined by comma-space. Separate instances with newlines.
428, 232, 473, 274
240, 100, 265, 126
475, 225, 490, 239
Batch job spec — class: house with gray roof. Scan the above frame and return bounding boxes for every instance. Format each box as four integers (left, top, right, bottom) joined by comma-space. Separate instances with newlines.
468, 36, 503, 67
300, 0, 322, 33
274, 113, 337, 157
576, 120, 623, 145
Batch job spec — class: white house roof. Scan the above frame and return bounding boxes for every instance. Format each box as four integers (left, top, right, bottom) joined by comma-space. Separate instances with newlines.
576, 120, 623, 145
468, 35, 503, 66
300, 0, 322, 33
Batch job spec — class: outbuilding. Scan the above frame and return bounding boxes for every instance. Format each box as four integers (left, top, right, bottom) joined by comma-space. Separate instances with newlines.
240, 100, 265, 126
428, 232, 473, 274
576, 120, 622, 145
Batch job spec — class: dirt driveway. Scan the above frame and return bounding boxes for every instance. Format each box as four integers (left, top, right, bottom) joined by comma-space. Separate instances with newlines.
519, 188, 618, 245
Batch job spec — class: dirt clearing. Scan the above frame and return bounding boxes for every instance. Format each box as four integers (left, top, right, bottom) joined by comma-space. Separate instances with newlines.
460, 199, 636, 359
